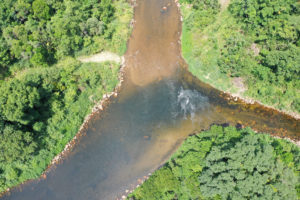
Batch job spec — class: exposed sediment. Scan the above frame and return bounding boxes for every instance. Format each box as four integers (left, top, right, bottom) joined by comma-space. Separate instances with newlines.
78, 51, 124, 64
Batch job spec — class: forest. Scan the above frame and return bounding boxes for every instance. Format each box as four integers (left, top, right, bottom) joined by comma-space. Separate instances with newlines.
0, 0, 132, 193
0, 0, 132, 79
128, 125, 300, 199
180, 0, 300, 115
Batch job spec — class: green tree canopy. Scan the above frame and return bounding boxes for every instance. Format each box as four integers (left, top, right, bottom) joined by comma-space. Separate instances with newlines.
128, 126, 300, 200
32, 0, 50, 20
0, 124, 37, 163
0, 79, 41, 125
199, 129, 298, 199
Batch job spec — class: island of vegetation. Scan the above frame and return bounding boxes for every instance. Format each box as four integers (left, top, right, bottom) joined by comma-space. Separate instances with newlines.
180, 0, 300, 116
0, 0, 133, 193
128, 125, 300, 199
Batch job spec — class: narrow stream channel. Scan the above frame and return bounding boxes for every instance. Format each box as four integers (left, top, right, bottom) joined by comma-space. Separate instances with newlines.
3, 0, 299, 199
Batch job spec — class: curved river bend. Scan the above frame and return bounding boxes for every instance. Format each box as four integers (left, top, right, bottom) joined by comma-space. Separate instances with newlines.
3, 0, 299, 199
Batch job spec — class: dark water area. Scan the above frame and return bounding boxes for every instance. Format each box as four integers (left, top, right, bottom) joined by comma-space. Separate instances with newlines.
2, 0, 299, 199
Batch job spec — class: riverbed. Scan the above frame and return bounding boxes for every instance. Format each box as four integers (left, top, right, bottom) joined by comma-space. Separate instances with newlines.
2, 0, 299, 199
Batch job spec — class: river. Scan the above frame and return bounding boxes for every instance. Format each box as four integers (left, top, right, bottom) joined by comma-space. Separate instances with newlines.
2, 0, 299, 199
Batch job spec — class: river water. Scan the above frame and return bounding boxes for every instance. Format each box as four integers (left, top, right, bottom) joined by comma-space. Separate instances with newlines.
3, 0, 299, 199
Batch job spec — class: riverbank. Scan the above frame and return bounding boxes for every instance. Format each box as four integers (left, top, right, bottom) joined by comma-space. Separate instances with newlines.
127, 125, 300, 199
47, 51, 127, 166
47, 61, 126, 168
178, 0, 300, 120
121, 121, 299, 199
0, 0, 134, 196
119, 1, 300, 198
0, 60, 125, 197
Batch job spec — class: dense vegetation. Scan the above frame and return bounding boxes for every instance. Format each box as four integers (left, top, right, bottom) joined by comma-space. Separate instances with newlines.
180, 0, 300, 115
0, 59, 120, 193
0, 0, 133, 194
0, 0, 132, 79
128, 125, 300, 199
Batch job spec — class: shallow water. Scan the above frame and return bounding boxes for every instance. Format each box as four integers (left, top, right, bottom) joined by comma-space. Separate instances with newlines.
3, 0, 299, 199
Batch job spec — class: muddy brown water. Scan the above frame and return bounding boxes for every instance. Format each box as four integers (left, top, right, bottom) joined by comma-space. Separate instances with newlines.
2, 0, 299, 199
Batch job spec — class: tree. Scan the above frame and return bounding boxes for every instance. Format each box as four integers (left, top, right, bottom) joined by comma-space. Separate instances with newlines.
199, 130, 298, 199
14, 0, 32, 23
0, 38, 11, 71
32, 0, 50, 20
0, 124, 36, 163
99, 0, 115, 24
0, 79, 41, 125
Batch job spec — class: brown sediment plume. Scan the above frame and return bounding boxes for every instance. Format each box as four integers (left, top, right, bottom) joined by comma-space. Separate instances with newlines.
123, 0, 184, 87
118, 1, 300, 197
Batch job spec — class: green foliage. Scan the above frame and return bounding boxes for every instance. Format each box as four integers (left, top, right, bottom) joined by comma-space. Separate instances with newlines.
229, 0, 299, 41
0, 0, 132, 192
228, 0, 300, 81
199, 131, 297, 199
0, 59, 120, 193
0, 38, 11, 72
0, 0, 132, 77
128, 126, 300, 200
99, 0, 115, 24
0, 125, 37, 163
0, 79, 42, 125
180, 0, 220, 30
180, 0, 300, 114
131, 168, 181, 200
32, 0, 50, 20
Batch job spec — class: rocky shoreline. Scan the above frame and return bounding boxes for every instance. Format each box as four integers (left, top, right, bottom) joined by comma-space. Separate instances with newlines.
1, 2, 137, 195
177, 1, 300, 121
47, 0, 138, 171
177, 3, 300, 145
119, 124, 299, 200
47, 63, 126, 168
223, 89, 300, 120
1, 61, 128, 197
